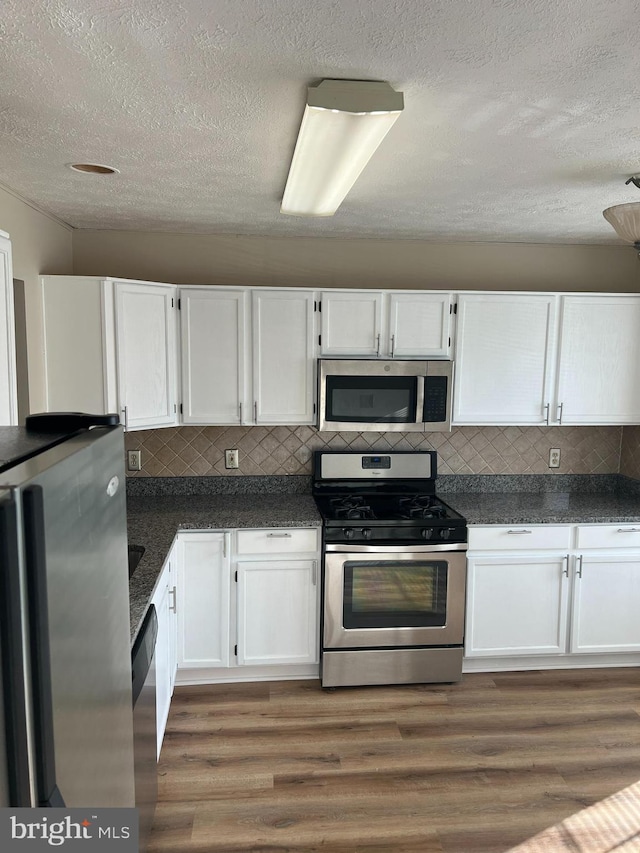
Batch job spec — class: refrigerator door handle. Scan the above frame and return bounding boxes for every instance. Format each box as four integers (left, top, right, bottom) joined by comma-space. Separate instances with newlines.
0, 492, 32, 806
22, 486, 66, 808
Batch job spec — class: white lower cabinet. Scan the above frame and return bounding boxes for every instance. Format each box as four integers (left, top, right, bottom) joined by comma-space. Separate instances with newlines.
570, 552, 640, 654
465, 523, 640, 670
175, 527, 320, 683
177, 531, 230, 669
151, 541, 178, 758
465, 553, 570, 657
236, 559, 318, 665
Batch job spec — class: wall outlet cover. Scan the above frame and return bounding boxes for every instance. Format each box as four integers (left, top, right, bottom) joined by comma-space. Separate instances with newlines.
225, 449, 239, 469
127, 449, 142, 471
549, 448, 561, 468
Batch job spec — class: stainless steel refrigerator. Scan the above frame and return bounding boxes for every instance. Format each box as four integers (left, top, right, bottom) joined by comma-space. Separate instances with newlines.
0, 418, 135, 808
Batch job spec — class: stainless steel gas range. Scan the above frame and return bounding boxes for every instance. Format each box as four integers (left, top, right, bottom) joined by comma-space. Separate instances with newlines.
312, 450, 468, 688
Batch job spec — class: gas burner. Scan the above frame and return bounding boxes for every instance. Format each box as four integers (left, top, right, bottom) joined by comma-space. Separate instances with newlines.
398, 495, 438, 508
328, 496, 375, 520
330, 496, 367, 509
397, 495, 447, 520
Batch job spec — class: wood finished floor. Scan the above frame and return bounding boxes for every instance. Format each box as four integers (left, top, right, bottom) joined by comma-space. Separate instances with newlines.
148, 668, 640, 853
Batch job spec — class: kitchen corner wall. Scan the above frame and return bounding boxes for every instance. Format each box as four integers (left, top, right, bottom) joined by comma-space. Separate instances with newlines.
124, 424, 622, 478
620, 425, 640, 479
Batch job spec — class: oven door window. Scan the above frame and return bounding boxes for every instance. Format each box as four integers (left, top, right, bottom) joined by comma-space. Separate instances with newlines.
343, 561, 448, 629
325, 375, 418, 424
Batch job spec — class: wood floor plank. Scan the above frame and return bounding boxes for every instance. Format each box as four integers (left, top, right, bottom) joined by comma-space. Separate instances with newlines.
149, 669, 640, 852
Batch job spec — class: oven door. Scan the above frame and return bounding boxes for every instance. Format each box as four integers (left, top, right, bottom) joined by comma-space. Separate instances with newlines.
323, 545, 466, 650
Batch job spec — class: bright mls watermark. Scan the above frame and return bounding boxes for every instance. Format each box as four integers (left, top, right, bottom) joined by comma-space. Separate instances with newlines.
0, 809, 138, 850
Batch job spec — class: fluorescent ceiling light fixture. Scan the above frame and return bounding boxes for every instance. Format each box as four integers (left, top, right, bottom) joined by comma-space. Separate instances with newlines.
281, 79, 404, 216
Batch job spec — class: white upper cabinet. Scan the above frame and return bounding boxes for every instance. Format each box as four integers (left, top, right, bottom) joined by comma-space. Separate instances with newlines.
180, 288, 248, 424
454, 294, 557, 425
41, 276, 178, 430
555, 295, 640, 425
252, 290, 316, 424
0, 232, 17, 425
180, 287, 316, 426
114, 282, 178, 429
320, 290, 452, 358
387, 293, 452, 358
320, 290, 383, 356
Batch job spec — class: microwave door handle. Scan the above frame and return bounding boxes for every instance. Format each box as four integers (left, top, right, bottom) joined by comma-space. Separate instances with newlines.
416, 376, 426, 427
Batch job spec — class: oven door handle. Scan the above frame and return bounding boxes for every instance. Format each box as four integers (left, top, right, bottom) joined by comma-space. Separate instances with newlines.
324, 543, 468, 553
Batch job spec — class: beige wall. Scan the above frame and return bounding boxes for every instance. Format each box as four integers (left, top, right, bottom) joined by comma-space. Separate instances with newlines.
0, 184, 73, 414
73, 230, 640, 292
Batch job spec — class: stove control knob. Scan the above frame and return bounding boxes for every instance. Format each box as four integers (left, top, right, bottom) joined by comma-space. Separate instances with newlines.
440, 527, 451, 540
343, 528, 355, 540
421, 528, 433, 540
362, 528, 372, 540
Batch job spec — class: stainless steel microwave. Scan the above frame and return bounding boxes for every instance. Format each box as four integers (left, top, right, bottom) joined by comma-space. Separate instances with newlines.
317, 359, 453, 432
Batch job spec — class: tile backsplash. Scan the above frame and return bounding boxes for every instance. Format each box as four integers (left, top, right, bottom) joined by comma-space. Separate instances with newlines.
620, 425, 640, 480
124, 424, 623, 477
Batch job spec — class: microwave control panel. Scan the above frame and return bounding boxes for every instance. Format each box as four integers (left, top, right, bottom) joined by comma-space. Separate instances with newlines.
424, 376, 448, 423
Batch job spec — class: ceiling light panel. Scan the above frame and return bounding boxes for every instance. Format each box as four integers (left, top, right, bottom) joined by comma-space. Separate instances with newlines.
281, 80, 404, 217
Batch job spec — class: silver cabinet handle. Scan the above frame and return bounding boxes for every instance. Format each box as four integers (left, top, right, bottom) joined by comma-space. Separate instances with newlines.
312, 560, 317, 586
563, 555, 569, 578
169, 586, 177, 614
506, 529, 532, 534
617, 528, 640, 533
239, 402, 242, 423
375, 333, 381, 357
121, 405, 129, 430
576, 554, 583, 578
390, 334, 395, 358
267, 532, 293, 538
254, 401, 258, 422
557, 402, 563, 425
544, 403, 550, 425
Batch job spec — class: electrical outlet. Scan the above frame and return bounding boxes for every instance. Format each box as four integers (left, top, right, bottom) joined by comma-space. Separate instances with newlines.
549, 448, 561, 469
225, 449, 239, 469
127, 450, 142, 471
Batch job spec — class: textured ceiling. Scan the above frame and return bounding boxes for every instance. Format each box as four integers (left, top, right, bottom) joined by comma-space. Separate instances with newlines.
1, 0, 639, 243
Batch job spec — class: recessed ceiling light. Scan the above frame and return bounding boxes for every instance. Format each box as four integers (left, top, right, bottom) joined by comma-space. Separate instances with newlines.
67, 163, 119, 175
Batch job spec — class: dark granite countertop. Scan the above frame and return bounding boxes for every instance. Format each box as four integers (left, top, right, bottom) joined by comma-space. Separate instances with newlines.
127, 490, 321, 644
444, 491, 640, 526
438, 474, 640, 525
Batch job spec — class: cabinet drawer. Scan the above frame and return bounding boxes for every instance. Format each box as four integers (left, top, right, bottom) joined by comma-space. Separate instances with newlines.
576, 524, 640, 550
468, 525, 571, 552
236, 528, 319, 555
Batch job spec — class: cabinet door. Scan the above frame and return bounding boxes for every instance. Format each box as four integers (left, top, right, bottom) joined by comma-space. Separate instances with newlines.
236, 559, 318, 665
252, 290, 315, 424
570, 553, 640, 653
115, 282, 178, 429
181, 288, 248, 424
0, 233, 17, 425
556, 296, 640, 424
465, 554, 569, 656
177, 532, 230, 669
151, 568, 171, 760
388, 293, 452, 358
453, 294, 557, 425
320, 291, 383, 356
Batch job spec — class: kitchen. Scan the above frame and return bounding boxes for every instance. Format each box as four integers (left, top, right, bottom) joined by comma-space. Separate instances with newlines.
2, 1, 640, 851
